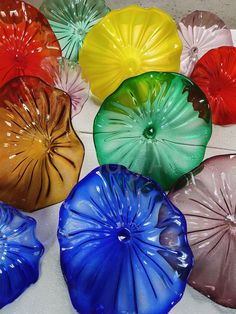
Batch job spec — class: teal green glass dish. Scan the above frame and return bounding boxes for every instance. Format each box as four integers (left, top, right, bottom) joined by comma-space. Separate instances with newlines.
93, 72, 212, 190
40, 0, 110, 61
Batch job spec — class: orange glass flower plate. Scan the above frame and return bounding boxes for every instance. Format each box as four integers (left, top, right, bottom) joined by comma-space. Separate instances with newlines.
0, 77, 84, 212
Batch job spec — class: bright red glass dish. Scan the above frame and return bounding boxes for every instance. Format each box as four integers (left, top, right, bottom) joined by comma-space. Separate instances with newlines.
0, 0, 61, 87
191, 46, 236, 125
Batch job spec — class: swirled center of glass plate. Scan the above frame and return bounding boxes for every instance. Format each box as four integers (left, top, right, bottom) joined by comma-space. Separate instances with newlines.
127, 58, 140, 74
122, 49, 141, 75
189, 46, 198, 62
30, 132, 53, 156
75, 27, 86, 37
117, 227, 131, 243
0, 231, 7, 257
227, 214, 236, 226
73, 22, 87, 39
14, 52, 28, 70
190, 46, 198, 54
0, 230, 5, 239
143, 125, 156, 140
209, 72, 235, 99
209, 79, 223, 96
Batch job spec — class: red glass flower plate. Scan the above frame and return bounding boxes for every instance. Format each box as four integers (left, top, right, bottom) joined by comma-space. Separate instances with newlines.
191, 46, 236, 125
0, 0, 61, 87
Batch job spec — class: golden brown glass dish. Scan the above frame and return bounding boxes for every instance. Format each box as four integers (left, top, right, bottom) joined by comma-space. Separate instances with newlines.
0, 76, 84, 212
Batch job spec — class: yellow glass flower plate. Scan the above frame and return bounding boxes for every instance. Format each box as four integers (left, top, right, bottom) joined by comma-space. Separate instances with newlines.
80, 5, 183, 101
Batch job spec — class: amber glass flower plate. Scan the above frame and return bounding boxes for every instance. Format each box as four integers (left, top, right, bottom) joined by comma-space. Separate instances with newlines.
178, 10, 233, 76
80, 5, 182, 100
168, 154, 236, 308
0, 76, 84, 212
40, 0, 110, 62
0, 0, 61, 87
191, 46, 236, 125
58, 165, 193, 314
93, 72, 212, 190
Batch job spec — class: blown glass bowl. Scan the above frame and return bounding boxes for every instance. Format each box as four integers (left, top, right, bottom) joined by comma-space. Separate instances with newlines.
58, 165, 193, 314
191, 46, 236, 125
41, 57, 89, 117
178, 10, 233, 76
168, 154, 236, 309
0, 76, 84, 212
0, 0, 61, 87
0, 202, 44, 309
93, 72, 212, 191
40, 0, 110, 62
80, 5, 183, 101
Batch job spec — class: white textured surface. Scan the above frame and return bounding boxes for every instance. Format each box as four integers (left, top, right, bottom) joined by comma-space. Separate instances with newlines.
28, 0, 236, 28
2, 25, 236, 314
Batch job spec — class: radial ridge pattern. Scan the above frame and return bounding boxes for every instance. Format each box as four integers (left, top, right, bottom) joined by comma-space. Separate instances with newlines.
169, 154, 236, 308
40, 0, 110, 61
93, 72, 212, 190
0, 202, 44, 308
80, 5, 182, 100
0, 0, 61, 87
0, 76, 84, 212
58, 165, 193, 314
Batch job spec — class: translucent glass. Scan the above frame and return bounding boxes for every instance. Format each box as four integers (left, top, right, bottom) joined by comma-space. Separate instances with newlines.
168, 154, 236, 309
0, 76, 84, 212
41, 57, 89, 117
0, 202, 44, 309
58, 164, 193, 314
93, 72, 212, 191
191, 46, 236, 125
178, 10, 233, 76
0, 0, 61, 88
40, 0, 110, 62
80, 5, 183, 101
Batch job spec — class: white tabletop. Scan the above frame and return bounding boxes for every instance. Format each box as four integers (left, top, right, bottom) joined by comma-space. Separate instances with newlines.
2, 32, 236, 314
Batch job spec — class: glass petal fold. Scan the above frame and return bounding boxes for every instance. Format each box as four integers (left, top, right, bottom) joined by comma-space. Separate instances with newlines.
169, 154, 236, 308
80, 5, 182, 100
0, 202, 44, 308
58, 165, 193, 314
0, 76, 84, 212
93, 72, 212, 190
0, 0, 61, 87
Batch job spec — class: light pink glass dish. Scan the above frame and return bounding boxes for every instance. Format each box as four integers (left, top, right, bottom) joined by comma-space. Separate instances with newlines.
168, 154, 236, 309
178, 10, 233, 76
42, 57, 89, 117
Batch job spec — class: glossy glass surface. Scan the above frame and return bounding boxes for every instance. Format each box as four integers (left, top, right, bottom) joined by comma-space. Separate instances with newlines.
58, 164, 193, 314
93, 72, 212, 191
41, 57, 89, 117
168, 154, 236, 309
191, 46, 236, 125
0, 0, 61, 88
0, 76, 84, 212
80, 5, 183, 101
0, 202, 44, 309
178, 10, 233, 76
40, 0, 110, 62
